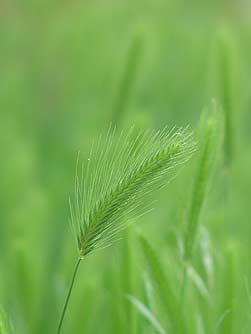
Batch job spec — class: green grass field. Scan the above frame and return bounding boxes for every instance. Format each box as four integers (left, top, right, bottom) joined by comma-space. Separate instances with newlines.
0, 1, 250, 333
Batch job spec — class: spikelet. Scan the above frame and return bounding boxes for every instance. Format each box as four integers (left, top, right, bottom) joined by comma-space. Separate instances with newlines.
70, 127, 196, 258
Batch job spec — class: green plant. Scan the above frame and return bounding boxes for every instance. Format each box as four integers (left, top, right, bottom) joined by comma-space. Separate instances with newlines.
140, 236, 182, 332
112, 33, 143, 126
0, 307, 12, 334
177, 102, 223, 331
56, 127, 195, 333
184, 102, 222, 261
217, 28, 237, 167
126, 294, 165, 334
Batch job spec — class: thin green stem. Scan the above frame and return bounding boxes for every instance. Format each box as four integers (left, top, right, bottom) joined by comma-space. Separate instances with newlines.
175, 264, 188, 334
57, 258, 82, 334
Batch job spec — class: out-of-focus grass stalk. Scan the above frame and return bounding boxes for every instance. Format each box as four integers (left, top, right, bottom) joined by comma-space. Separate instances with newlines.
140, 235, 185, 333
126, 294, 165, 334
220, 247, 235, 334
0, 307, 12, 334
217, 28, 237, 168
216, 28, 239, 333
121, 229, 137, 334
177, 102, 223, 331
244, 278, 251, 333
112, 33, 143, 127
184, 104, 222, 260
14, 249, 34, 332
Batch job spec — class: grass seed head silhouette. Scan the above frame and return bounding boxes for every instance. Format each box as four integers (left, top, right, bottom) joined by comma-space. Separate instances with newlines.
70, 127, 196, 258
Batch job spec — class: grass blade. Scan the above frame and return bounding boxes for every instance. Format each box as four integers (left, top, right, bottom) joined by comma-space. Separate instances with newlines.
220, 248, 235, 334
184, 102, 222, 261
217, 28, 237, 167
112, 33, 143, 126
0, 307, 12, 334
139, 235, 181, 331
187, 265, 211, 303
126, 294, 166, 334
177, 102, 223, 331
212, 309, 231, 334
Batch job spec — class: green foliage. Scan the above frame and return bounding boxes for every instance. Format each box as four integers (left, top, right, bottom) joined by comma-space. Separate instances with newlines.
126, 294, 165, 334
175, 104, 223, 333
220, 247, 235, 334
120, 230, 137, 334
0, 308, 12, 334
217, 28, 237, 167
0, 2, 248, 334
184, 102, 223, 261
112, 33, 144, 127
244, 278, 251, 333
140, 236, 180, 331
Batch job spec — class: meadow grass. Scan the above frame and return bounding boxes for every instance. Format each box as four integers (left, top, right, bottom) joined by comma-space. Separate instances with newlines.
176, 103, 223, 332
57, 127, 195, 333
140, 235, 184, 333
184, 102, 223, 261
0, 2, 249, 334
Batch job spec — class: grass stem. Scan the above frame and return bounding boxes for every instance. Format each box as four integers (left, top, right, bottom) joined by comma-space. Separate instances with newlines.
56, 258, 82, 334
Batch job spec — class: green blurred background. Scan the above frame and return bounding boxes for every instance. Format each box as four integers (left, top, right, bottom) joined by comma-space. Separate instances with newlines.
0, 1, 250, 333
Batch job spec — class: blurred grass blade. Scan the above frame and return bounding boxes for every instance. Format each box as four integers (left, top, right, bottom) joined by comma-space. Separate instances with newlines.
184, 101, 223, 260
217, 28, 237, 167
220, 247, 235, 334
244, 277, 251, 311
212, 309, 231, 334
196, 312, 206, 334
139, 236, 181, 331
0, 308, 12, 334
143, 272, 155, 311
120, 229, 137, 334
126, 294, 166, 334
177, 102, 223, 331
199, 227, 214, 289
244, 277, 251, 331
187, 265, 211, 303
112, 33, 143, 126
